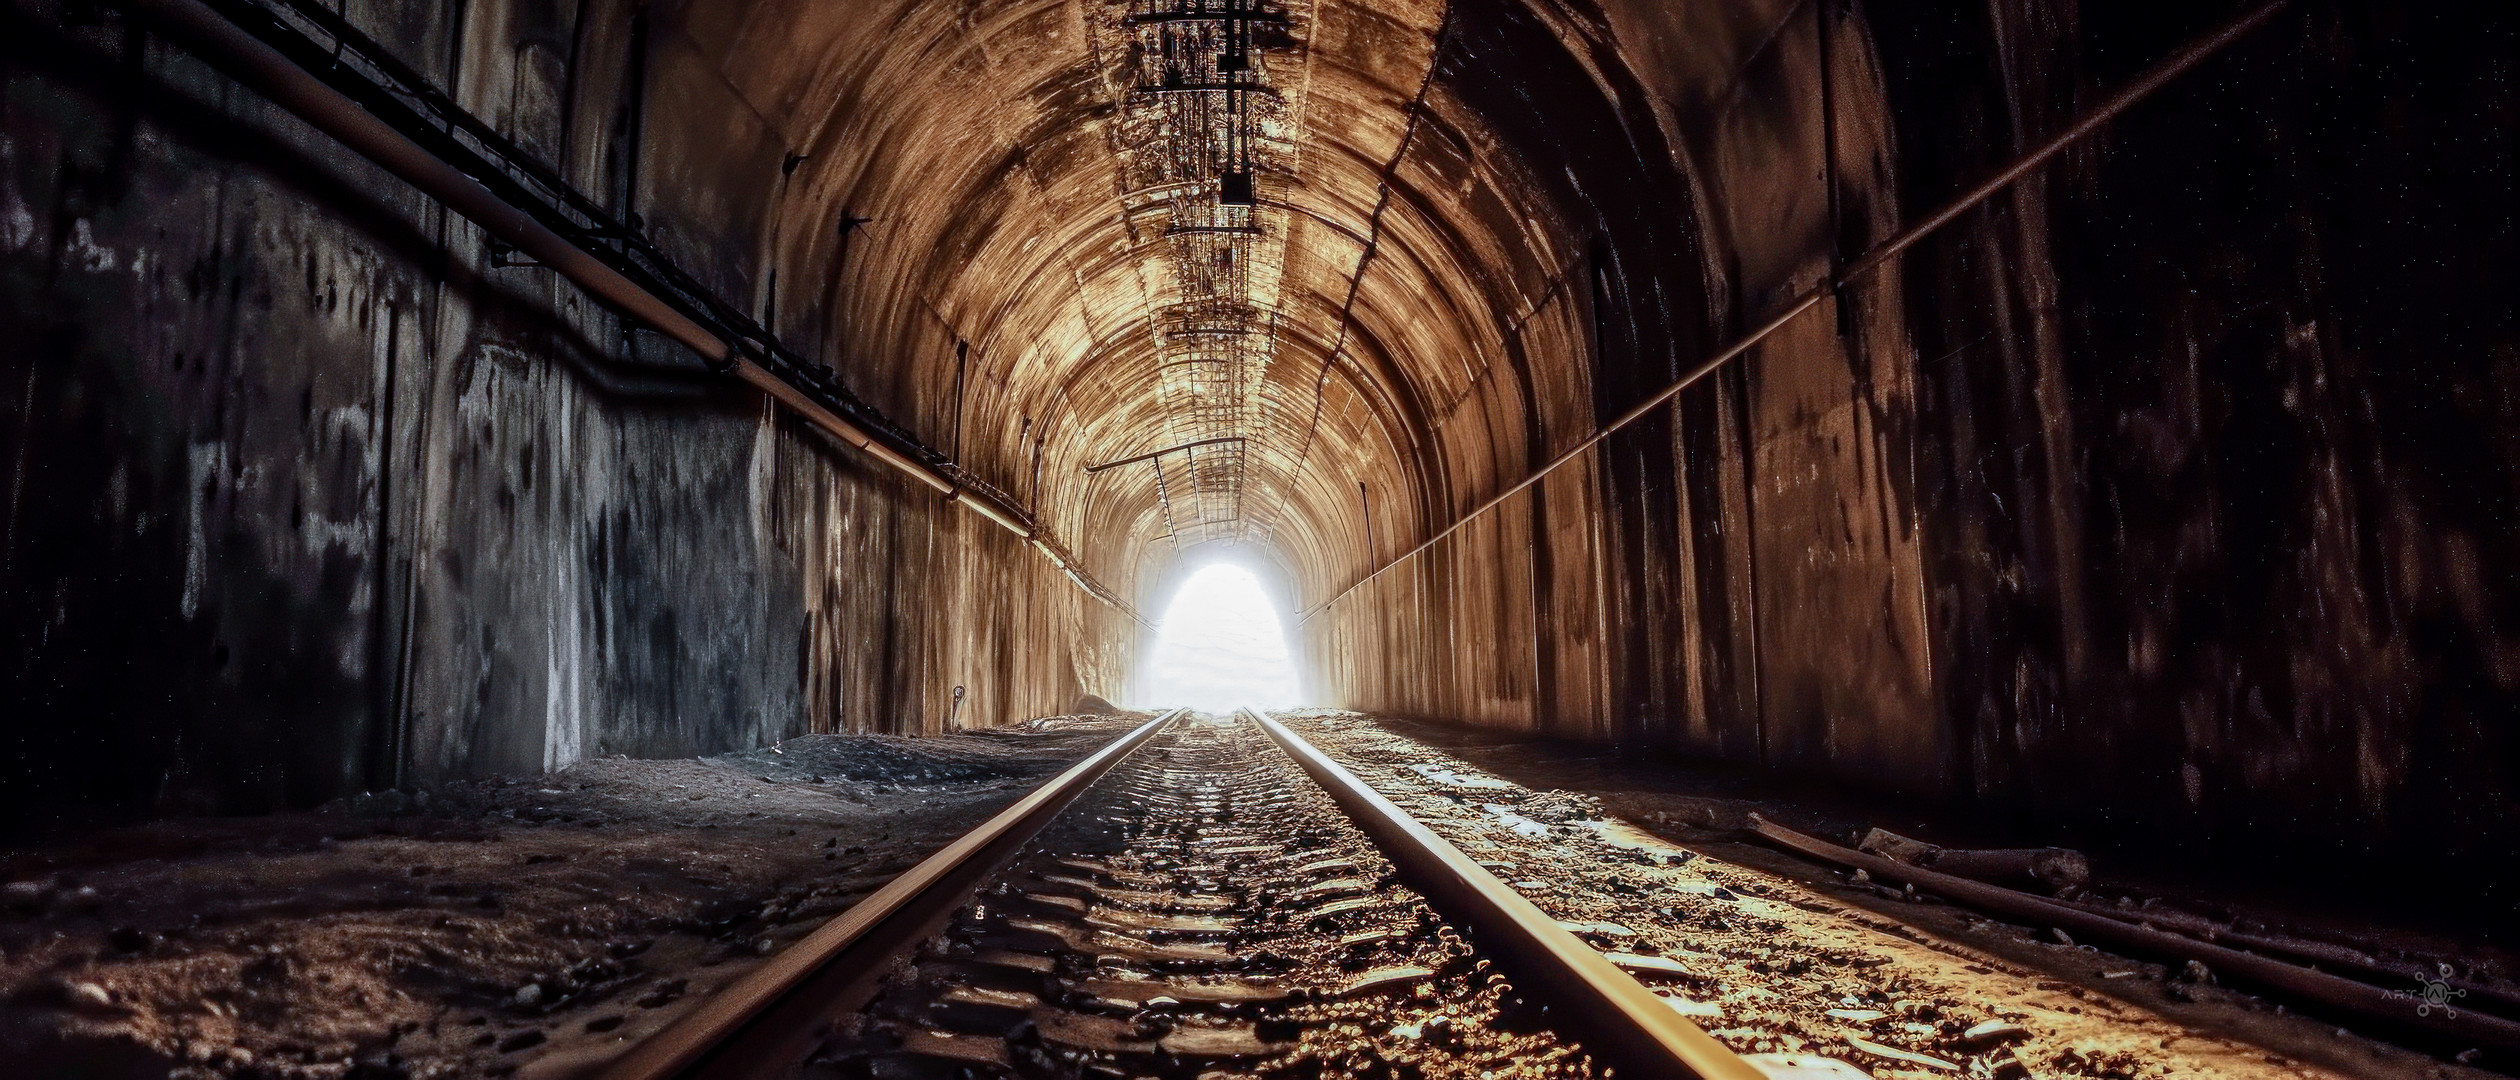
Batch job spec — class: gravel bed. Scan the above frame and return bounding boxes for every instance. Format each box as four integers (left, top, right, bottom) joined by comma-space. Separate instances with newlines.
1281, 709, 2497, 1080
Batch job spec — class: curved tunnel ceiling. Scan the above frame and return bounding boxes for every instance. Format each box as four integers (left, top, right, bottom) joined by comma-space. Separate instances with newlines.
655, 0, 1665, 615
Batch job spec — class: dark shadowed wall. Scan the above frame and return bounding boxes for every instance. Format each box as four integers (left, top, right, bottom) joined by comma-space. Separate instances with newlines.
0, 0, 1128, 833
1306, 0, 2519, 911
4, 0, 2513, 919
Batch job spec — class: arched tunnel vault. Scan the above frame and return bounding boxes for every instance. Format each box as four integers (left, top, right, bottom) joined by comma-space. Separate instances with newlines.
680, 0, 1620, 659
722, 0, 1496, 612
591, 0, 1997, 801
4, 0, 2517, 912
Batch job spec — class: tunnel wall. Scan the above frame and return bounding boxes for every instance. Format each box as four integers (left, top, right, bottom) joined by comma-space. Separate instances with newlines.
1309, 0, 2518, 903
3, 0, 2512, 910
0, 0, 1121, 833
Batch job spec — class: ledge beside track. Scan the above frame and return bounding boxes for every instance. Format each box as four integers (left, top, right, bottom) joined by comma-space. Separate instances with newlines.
594, 710, 1186, 1080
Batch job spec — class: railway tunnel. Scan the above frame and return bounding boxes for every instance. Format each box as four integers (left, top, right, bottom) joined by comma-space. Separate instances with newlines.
1, 0, 2515, 1075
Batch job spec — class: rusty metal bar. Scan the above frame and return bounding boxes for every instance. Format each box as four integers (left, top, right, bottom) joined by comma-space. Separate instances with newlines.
1251, 710, 1768, 1080
1748, 815, 2520, 1052
1301, 0, 2292, 622
1133, 81, 1283, 98
120, 0, 1146, 621
594, 710, 1185, 1080
1125, 9, 1288, 26
1083, 435, 1248, 473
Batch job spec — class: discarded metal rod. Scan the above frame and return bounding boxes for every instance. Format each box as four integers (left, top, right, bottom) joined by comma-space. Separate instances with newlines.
1084, 436, 1248, 473
1748, 814, 2520, 1052
1856, 827, 2093, 893
2049, 895, 2520, 1019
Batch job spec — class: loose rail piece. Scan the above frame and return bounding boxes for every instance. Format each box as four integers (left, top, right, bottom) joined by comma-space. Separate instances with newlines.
1748, 814, 2520, 1053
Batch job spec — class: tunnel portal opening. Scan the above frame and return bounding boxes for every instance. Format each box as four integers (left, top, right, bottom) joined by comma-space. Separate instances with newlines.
1134, 562, 1303, 712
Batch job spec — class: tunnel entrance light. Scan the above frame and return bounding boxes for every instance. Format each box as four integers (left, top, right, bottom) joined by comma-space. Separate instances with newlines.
1136, 563, 1301, 712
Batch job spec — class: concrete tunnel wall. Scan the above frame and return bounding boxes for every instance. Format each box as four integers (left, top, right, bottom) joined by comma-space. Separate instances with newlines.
0, 0, 1135, 831
2, 0, 2515, 911
1305, 0, 2520, 906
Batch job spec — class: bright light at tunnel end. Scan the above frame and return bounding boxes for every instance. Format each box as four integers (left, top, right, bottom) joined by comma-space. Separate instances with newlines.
1134, 563, 1304, 713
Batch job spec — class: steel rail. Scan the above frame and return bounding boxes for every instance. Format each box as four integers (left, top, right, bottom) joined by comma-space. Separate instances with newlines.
1249, 710, 1768, 1080
118, 0, 1147, 623
599, 703, 1758, 1079
592, 709, 1184, 1080
1299, 0, 2292, 622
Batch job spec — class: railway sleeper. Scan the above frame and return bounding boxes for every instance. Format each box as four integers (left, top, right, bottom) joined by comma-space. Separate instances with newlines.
799, 715, 1615, 1080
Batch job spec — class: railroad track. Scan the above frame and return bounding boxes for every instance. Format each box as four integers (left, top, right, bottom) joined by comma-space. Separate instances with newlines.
594, 709, 1775, 1080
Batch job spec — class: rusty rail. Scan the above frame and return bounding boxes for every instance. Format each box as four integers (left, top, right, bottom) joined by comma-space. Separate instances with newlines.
1251, 709, 1768, 1080
591, 710, 1183, 1080
1083, 436, 1249, 474
593, 704, 1768, 1080
1748, 814, 2520, 1053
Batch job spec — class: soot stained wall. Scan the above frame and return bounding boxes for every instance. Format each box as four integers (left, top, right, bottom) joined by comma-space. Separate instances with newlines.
1891, 0, 2520, 884
5, 0, 2513, 918
0, 0, 1111, 834
1312, 0, 2518, 910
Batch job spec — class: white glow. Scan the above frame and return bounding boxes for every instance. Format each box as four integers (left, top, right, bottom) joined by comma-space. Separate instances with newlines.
1136, 563, 1302, 711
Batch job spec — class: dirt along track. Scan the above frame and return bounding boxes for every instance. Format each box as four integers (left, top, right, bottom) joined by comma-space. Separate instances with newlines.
607, 707, 2469, 1080
0, 717, 1146, 1080
7, 707, 2484, 1080
1279, 709, 2488, 1080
